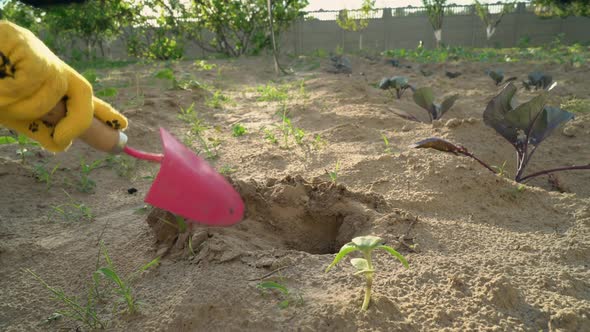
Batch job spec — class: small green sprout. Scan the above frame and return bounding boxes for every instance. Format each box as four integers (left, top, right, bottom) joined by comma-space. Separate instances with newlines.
256, 281, 303, 309
33, 162, 60, 190
263, 129, 278, 144
327, 160, 340, 183
231, 123, 247, 137
381, 133, 392, 154
325, 235, 409, 311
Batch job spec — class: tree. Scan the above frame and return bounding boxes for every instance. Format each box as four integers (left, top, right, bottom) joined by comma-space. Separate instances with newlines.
422, 0, 446, 48
474, 0, 515, 40
43, 0, 136, 59
336, 0, 375, 51
189, 0, 307, 57
1, 0, 43, 34
533, 0, 590, 17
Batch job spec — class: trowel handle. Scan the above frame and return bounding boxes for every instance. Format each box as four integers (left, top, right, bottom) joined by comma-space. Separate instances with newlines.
80, 117, 128, 153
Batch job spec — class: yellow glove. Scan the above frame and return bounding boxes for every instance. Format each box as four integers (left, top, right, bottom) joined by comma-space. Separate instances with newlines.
0, 20, 127, 152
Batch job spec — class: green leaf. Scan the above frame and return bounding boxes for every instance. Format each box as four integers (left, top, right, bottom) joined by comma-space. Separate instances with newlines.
413, 87, 436, 118
350, 258, 369, 271
351, 235, 383, 251
325, 242, 359, 272
96, 267, 124, 288
95, 87, 118, 98
440, 94, 459, 117
257, 281, 289, 295
154, 68, 175, 81
0, 136, 17, 144
376, 245, 409, 268
139, 257, 160, 272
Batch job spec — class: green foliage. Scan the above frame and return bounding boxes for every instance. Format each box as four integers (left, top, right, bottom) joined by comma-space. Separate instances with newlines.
33, 162, 61, 190
194, 60, 218, 71
327, 160, 340, 183
422, 0, 446, 31
257, 84, 289, 102
336, 0, 375, 32
94, 241, 160, 314
561, 97, 590, 113
25, 269, 105, 329
256, 281, 304, 309
382, 134, 392, 154
50, 191, 93, 222
206, 90, 232, 109
325, 235, 408, 311
474, 0, 515, 40
154, 68, 201, 90
1, 0, 43, 34
533, 0, 590, 17
231, 123, 247, 137
188, 0, 308, 57
0, 133, 39, 164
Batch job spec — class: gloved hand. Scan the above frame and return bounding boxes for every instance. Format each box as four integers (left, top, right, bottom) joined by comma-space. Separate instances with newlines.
0, 21, 128, 152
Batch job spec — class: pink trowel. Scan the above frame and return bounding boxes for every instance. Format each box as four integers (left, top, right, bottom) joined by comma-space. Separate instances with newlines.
70, 117, 244, 226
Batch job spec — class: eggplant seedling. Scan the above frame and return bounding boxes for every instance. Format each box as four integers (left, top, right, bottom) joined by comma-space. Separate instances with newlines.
486, 69, 516, 86
378, 76, 412, 99
413, 83, 589, 183
326, 235, 409, 311
413, 87, 458, 122
523, 71, 554, 91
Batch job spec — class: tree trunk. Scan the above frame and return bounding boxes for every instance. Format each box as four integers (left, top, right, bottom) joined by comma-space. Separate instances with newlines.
434, 29, 442, 48
486, 25, 496, 40
267, 0, 281, 74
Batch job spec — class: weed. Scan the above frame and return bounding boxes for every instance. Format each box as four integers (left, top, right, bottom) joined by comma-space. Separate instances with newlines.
312, 134, 326, 150
50, 191, 93, 222
0, 133, 40, 164
492, 160, 509, 178
231, 123, 247, 137
95, 87, 118, 99
33, 162, 61, 190
104, 155, 136, 178
257, 84, 289, 102
327, 160, 340, 183
94, 241, 160, 314
325, 235, 409, 311
154, 68, 200, 90
25, 269, 105, 329
219, 165, 236, 175
194, 60, 217, 71
77, 157, 103, 193
205, 90, 231, 109
263, 128, 278, 144
256, 281, 304, 309
381, 133, 392, 154
561, 97, 590, 114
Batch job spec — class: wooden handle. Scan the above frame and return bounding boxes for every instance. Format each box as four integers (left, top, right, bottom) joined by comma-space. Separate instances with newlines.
42, 99, 124, 153
80, 117, 123, 153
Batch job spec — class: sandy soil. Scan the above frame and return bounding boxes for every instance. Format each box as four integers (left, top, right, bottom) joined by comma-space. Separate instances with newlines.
1, 54, 589, 332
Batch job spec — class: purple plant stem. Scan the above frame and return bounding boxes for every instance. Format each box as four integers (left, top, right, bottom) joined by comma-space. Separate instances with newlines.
460, 151, 497, 174
519, 164, 590, 183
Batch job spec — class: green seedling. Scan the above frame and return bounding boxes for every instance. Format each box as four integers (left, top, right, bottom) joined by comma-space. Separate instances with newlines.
25, 269, 105, 329
154, 68, 200, 90
379, 76, 412, 99
50, 191, 93, 222
231, 123, 247, 137
325, 235, 409, 311
257, 84, 289, 102
104, 155, 136, 178
194, 60, 217, 71
327, 160, 340, 183
492, 160, 509, 178
94, 241, 160, 314
77, 157, 103, 193
256, 281, 303, 309
293, 127, 305, 145
0, 133, 40, 164
381, 133, 392, 154
33, 162, 61, 190
219, 165, 236, 175
263, 128, 278, 144
205, 90, 231, 109
312, 134, 326, 150
95, 87, 118, 99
